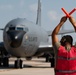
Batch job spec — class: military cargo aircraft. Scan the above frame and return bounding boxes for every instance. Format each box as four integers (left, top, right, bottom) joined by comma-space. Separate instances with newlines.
0, 0, 75, 68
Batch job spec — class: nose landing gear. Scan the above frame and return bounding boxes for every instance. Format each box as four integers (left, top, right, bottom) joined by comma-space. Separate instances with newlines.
14, 58, 23, 69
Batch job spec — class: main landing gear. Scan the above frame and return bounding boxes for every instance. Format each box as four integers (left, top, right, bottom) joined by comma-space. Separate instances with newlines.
50, 57, 54, 67
14, 58, 23, 69
0, 57, 9, 67
45, 53, 55, 67
46, 56, 54, 67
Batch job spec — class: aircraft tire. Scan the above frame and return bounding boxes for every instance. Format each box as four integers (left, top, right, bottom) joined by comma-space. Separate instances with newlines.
3, 57, 9, 67
15, 59, 23, 69
20, 60, 23, 69
50, 58, 54, 67
15, 60, 18, 68
0, 58, 1, 66
45, 57, 49, 62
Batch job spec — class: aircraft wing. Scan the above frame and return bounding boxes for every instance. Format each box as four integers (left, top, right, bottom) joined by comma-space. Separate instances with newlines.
0, 42, 5, 50
48, 29, 75, 36
0, 42, 9, 56
35, 45, 54, 56
0, 28, 4, 30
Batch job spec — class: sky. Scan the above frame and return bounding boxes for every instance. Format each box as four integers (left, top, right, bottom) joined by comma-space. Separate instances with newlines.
0, 0, 76, 44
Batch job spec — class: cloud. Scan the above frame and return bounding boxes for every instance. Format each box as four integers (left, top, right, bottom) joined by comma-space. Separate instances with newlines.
0, 4, 13, 10
48, 10, 58, 21
20, 12, 28, 18
29, 3, 37, 12
19, 0, 25, 8
48, 10, 66, 21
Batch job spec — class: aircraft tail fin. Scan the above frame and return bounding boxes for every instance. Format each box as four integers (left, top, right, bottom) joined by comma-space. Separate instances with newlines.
36, 0, 41, 26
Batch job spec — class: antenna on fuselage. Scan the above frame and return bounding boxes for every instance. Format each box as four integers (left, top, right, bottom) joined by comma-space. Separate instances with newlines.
36, 0, 41, 26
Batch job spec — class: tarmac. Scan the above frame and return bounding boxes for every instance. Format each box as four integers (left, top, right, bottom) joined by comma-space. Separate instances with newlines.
0, 58, 54, 75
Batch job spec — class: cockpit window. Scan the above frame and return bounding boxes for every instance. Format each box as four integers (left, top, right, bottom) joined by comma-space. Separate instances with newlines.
8, 25, 26, 31
9, 27, 15, 30
16, 27, 23, 30
8, 27, 24, 31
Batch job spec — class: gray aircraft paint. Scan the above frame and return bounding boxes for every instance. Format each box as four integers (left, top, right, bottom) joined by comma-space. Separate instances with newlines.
3, 18, 48, 57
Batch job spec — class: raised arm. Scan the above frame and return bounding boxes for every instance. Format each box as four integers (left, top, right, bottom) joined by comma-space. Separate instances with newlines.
69, 16, 76, 32
52, 16, 67, 46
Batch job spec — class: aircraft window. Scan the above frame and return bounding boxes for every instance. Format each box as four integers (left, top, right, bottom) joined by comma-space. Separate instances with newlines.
16, 27, 23, 30
9, 27, 15, 30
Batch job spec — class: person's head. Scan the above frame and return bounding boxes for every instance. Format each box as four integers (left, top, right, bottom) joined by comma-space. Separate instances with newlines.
60, 35, 73, 47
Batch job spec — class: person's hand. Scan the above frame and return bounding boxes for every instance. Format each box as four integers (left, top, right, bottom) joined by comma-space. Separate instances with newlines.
69, 16, 76, 32
69, 16, 75, 23
60, 16, 67, 23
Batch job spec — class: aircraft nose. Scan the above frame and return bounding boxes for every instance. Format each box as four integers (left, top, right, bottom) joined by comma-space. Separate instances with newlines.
7, 31, 25, 48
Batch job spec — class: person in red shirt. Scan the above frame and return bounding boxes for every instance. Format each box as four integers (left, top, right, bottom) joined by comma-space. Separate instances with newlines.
52, 16, 76, 75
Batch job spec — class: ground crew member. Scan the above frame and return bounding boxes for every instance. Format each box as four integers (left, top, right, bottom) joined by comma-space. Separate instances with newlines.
52, 16, 76, 75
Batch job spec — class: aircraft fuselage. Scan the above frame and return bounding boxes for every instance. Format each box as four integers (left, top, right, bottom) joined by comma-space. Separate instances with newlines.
3, 18, 48, 57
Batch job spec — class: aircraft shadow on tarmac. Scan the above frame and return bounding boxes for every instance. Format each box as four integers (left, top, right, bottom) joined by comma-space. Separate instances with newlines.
0, 63, 52, 69
0, 58, 53, 69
